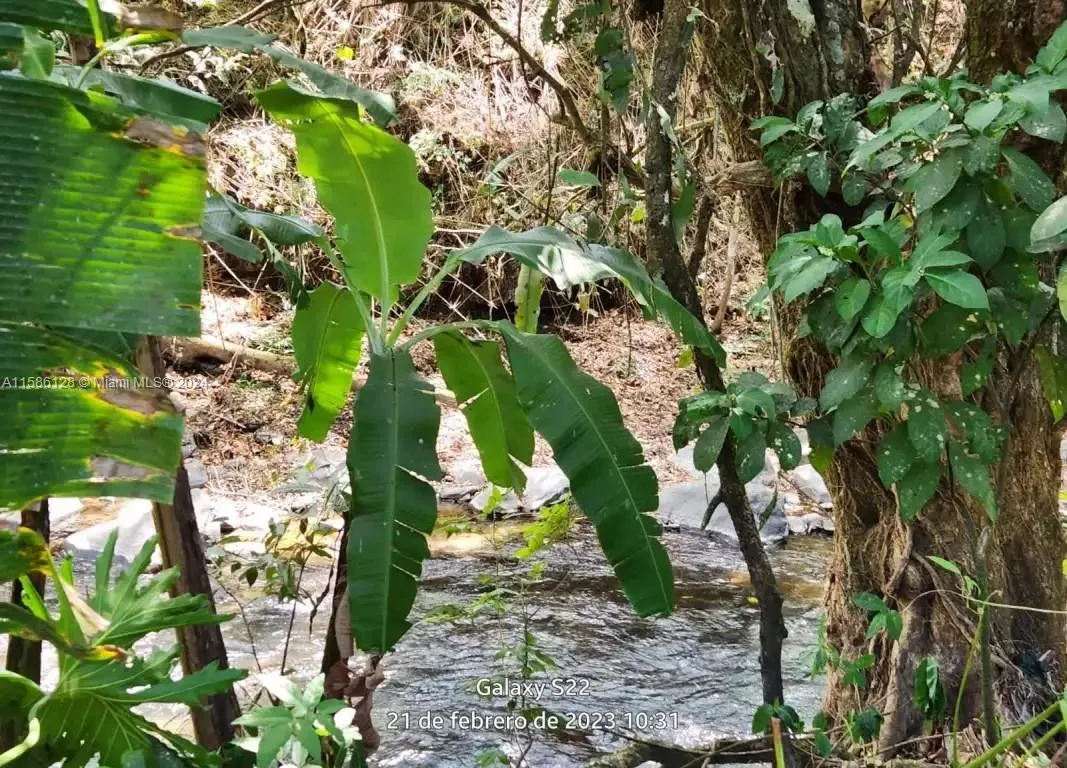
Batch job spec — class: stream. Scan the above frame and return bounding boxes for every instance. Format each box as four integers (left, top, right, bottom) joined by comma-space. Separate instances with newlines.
23, 518, 831, 766
223, 524, 832, 767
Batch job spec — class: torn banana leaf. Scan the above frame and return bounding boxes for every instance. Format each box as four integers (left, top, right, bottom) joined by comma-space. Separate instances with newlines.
0, 324, 184, 510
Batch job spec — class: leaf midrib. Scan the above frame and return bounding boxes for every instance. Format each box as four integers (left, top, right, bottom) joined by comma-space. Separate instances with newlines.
509, 329, 670, 608
463, 340, 519, 484
380, 352, 401, 651
304, 286, 344, 392
310, 99, 391, 298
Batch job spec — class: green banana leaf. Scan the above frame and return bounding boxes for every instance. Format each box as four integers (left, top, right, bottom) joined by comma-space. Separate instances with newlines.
514, 263, 545, 332
185, 25, 396, 126
202, 191, 320, 304
0, 22, 20, 63
347, 350, 443, 653
204, 190, 322, 246
257, 82, 433, 300
53, 65, 222, 131
0, 74, 203, 335
458, 226, 725, 364
587, 243, 725, 365
0, 324, 184, 510
0, 73, 205, 509
500, 323, 674, 616
433, 332, 533, 491
292, 284, 365, 442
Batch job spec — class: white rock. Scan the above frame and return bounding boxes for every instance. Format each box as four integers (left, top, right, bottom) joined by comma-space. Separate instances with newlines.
789, 464, 831, 507
47, 497, 84, 528
521, 465, 569, 510
186, 459, 209, 489
655, 477, 788, 545
787, 512, 835, 535
671, 444, 708, 479
63, 498, 158, 564
471, 486, 520, 515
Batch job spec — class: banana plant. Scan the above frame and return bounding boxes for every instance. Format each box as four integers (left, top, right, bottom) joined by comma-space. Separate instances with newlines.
0, 10, 213, 511
0, 8, 364, 512
0, 527, 245, 766
255, 82, 727, 655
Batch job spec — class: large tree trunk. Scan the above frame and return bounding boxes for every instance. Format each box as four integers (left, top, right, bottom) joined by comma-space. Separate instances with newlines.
692, 0, 1067, 750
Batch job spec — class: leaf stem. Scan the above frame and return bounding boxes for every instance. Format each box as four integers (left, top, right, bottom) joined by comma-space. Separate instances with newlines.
387, 255, 461, 345
399, 320, 500, 350
321, 237, 383, 354
73, 33, 174, 89
86, 0, 106, 47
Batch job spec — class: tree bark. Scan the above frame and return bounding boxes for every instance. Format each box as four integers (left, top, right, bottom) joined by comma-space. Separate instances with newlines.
5, 501, 48, 682
646, 0, 792, 744
0, 501, 49, 750
137, 337, 241, 749
692, 0, 1067, 750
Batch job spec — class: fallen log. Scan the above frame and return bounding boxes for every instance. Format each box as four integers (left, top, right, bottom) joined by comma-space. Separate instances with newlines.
164, 335, 455, 405
165, 334, 298, 378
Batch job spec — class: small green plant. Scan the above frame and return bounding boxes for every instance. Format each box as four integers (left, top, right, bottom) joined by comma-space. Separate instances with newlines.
673, 371, 811, 483
914, 656, 947, 728
0, 528, 244, 766
751, 701, 802, 735
852, 592, 903, 641
233, 673, 364, 768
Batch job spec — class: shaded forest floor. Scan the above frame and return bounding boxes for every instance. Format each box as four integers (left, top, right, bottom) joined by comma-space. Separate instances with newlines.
171, 284, 776, 497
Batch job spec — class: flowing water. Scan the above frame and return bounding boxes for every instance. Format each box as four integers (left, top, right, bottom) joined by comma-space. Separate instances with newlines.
27, 523, 831, 766
238, 525, 832, 767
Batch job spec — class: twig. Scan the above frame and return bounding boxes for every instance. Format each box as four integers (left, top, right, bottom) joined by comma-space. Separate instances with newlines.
228, 0, 316, 26
710, 192, 741, 333
377, 0, 589, 138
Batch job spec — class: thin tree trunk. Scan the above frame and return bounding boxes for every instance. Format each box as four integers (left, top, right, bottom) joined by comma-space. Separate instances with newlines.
0, 501, 49, 750
137, 337, 240, 749
646, 0, 791, 747
321, 521, 349, 675
5, 500, 48, 681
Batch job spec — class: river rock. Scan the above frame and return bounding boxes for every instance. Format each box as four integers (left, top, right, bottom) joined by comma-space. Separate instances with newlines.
48, 497, 84, 528
522, 465, 569, 510
458, 463, 569, 513
186, 459, 209, 489
787, 511, 835, 535
438, 458, 487, 502
636, 763, 663, 768
788, 464, 831, 507
655, 468, 788, 545
63, 498, 159, 563
471, 486, 521, 514
195, 492, 281, 539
